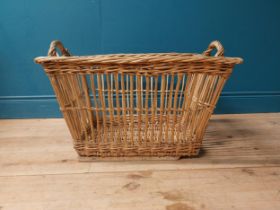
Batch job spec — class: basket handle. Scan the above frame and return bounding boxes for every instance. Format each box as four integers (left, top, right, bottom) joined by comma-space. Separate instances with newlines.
48, 40, 71, 56
203, 40, 224, 57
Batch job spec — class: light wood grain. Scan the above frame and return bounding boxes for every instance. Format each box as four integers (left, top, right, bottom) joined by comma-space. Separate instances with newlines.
0, 113, 280, 210
0, 167, 279, 210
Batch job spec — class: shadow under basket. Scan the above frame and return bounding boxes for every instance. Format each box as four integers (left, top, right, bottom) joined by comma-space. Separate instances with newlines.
35, 40, 242, 160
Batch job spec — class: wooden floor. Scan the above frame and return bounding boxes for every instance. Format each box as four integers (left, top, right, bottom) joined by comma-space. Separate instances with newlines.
0, 113, 280, 210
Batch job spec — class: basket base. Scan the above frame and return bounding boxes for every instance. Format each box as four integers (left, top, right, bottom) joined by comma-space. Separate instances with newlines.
77, 148, 201, 162
74, 141, 202, 161
78, 156, 181, 162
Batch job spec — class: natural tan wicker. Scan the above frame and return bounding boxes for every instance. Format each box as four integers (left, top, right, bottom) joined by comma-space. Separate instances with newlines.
35, 40, 242, 159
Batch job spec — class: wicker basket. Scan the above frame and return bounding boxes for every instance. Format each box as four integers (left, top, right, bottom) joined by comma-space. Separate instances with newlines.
35, 40, 242, 160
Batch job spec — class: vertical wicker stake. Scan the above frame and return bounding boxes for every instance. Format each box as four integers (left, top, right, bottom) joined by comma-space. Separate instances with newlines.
35, 40, 243, 160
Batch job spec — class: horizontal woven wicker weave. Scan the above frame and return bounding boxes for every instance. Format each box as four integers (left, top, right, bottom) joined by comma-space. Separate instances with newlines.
35, 40, 242, 159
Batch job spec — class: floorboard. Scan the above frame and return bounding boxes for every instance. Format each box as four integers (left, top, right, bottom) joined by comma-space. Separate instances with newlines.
0, 113, 280, 210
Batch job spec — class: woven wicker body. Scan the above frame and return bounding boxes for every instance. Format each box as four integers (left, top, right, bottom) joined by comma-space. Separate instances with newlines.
35, 40, 242, 159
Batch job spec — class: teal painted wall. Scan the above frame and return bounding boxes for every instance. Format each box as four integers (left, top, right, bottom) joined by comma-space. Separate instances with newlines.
0, 0, 279, 118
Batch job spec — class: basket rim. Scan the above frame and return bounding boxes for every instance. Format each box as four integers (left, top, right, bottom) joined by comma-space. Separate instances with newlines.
34, 52, 243, 65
